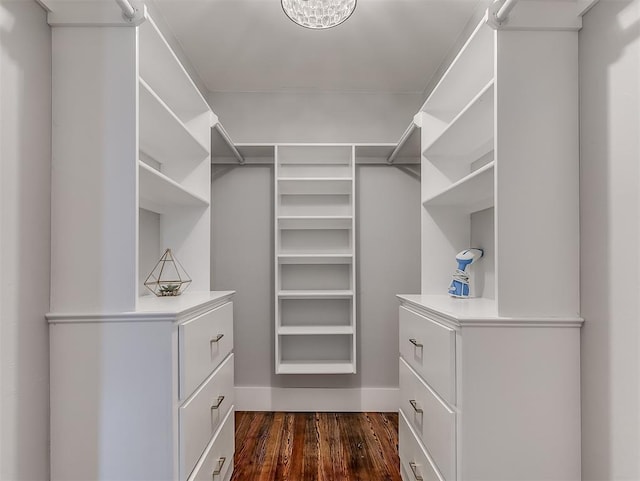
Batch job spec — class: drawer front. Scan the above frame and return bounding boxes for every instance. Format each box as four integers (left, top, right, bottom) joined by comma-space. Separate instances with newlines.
188, 406, 235, 481
399, 409, 442, 481
400, 357, 456, 481
399, 306, 456, 404
180, 354, 234, 481
180, 301, 233, 399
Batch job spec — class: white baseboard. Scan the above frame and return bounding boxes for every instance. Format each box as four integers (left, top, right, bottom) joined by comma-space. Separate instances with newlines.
234, 386, 399, 412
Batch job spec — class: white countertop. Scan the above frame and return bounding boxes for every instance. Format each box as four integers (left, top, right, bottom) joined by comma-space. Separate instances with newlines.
397, 294, 583, 327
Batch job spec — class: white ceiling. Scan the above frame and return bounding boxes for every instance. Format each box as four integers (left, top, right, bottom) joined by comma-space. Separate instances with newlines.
150, 0, 488, 94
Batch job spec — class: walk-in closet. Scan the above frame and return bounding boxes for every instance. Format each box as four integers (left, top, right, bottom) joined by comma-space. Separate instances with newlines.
1, 0, 638, 480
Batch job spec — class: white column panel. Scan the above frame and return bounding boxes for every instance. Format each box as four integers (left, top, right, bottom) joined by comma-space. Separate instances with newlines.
495, 29, 580, 317
51, 27, 138, 312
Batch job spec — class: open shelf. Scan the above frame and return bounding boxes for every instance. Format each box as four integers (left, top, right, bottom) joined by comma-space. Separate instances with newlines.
277, 361, 356, 375
280, 263, 351, 291
278, 216, 352, 230
278, 164, 352, 178
279, 229, 351, 254
138, 161, 209, 214
139, 79, 209, 166
278, 326, 354, 335
278, 145, 352, 164
278, 254, 353, 264
278, 290, 354, 299
279, 194, 351, 217
423, 161, 495, 213
278, 178, 352, 195
138, 16, 209, 122
420, 20, 494, 122
423, 80, 494, 163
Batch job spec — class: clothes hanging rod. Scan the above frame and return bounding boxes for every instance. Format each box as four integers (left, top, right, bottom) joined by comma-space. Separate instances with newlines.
115, 0, 136, 19
387, 122, 417, 165
495, 0, 519, 23
215, 124, 245, 165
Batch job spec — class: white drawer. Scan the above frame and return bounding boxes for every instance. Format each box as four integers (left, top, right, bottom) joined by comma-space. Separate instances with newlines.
188, 406, 235, 481
399, 409, 442, 481
400, 357, 456, 481
180, 354, 234, 481
399, 306, 456, 404
179, 302, 233, 399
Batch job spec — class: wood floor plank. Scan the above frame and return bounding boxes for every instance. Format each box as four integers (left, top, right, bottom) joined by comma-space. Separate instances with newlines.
230, 412, 401, 481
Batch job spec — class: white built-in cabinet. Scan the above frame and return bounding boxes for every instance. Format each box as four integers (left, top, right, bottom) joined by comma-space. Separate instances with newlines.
49, 293, 236, 481
274, 145, 357, 374
398, 4, 585, 480
45, 4, 235, 480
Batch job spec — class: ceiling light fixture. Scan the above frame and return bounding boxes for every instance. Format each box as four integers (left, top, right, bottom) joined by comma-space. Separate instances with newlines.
281, 0, 357, 29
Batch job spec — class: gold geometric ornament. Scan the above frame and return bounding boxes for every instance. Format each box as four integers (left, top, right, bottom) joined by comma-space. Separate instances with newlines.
144, 248, 192, 296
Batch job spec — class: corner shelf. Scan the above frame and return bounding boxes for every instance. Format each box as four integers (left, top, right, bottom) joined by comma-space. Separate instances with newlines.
422, 161, 495, 213
138, 161, 209, 214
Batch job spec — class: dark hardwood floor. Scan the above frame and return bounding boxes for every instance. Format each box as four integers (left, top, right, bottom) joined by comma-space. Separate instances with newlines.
231, 412, 401, 481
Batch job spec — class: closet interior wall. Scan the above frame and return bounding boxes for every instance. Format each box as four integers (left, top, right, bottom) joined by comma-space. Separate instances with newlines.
210, 91, 421, 409
579, 1, 640, 478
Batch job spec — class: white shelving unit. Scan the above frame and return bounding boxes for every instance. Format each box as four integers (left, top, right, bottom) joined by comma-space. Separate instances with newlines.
419, 14, 580, 318
47, 6, 238, 481
398, 4, 586, 480
275, 145, 357, 374
137, 16, 214, 293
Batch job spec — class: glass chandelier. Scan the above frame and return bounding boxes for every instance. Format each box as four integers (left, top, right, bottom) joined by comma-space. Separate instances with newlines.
281, 0, 357, 29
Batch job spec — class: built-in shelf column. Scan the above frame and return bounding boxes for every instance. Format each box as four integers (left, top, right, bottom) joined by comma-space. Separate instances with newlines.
274, 145, 357, 374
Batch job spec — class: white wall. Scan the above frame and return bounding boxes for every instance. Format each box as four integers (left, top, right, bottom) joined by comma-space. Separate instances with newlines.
580, 0, 640, 478
209, 91, 423, 144
0, 1, 51, 479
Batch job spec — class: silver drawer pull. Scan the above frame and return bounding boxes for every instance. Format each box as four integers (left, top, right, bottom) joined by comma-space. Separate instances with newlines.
409, 461, 423, 481
210, 396, 225, 411
212, 457, 226, 478
409, 338, 423, 348
210, 334, 224, 345
409, 399, 423, 414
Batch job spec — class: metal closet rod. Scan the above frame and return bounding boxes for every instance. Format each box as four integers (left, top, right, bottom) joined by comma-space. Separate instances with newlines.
495, 0, 519, 22
115, 0, 136, 19
215, 124, 246, 165
387, 122, 417, 165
